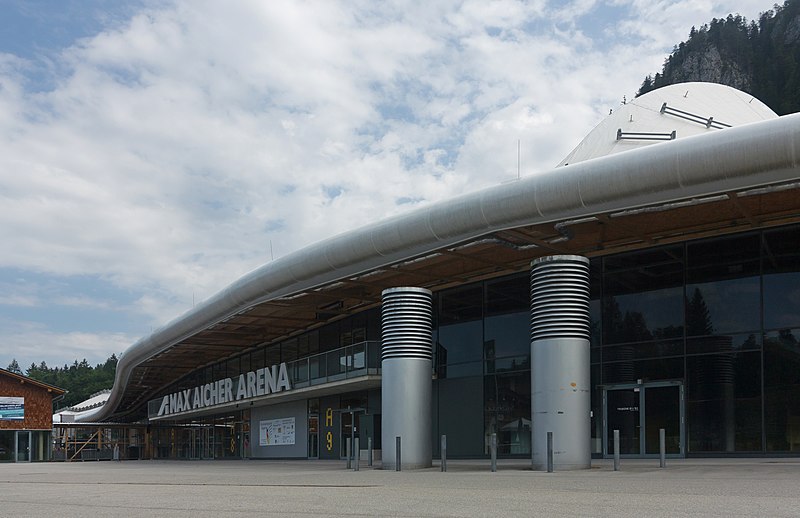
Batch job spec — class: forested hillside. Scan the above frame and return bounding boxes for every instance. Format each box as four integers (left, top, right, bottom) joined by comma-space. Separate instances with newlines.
638, 0, 800, 115
6, 355, 118, 409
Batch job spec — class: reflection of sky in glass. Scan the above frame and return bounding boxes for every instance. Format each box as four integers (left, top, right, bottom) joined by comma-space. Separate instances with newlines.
688, 277, 760, 334
763, 273, 800, 330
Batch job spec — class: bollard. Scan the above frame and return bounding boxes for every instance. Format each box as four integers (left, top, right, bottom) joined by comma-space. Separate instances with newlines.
368, 437, 373, 467
659, 428, 666, 468
354, 437, 360, 471
346, 437, 352, 470
441, 435, 447, 472
490, 433, 497, 472
396, 436, 401, 472
546, 431, 554, 473
613, 429, 620, 471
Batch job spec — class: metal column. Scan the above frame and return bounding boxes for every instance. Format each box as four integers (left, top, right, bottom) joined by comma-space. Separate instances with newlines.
381, 287, 433, 470
530, 255, 591, 470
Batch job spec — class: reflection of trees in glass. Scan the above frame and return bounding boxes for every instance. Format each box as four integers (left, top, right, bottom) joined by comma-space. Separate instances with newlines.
604, 296, 683, 344
686, 288, 713, 336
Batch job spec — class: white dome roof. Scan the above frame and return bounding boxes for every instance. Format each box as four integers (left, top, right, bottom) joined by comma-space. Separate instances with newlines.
558, 82, 777, 167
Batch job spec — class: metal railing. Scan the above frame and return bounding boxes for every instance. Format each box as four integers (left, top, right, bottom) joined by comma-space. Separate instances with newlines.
286, 341, 381, 388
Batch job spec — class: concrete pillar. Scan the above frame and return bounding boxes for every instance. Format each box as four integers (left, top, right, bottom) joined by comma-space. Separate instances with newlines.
530, 255, 591, 470
381, 287, 433, 470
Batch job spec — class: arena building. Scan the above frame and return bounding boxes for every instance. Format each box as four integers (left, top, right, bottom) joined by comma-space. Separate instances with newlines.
77, 83, 800, 465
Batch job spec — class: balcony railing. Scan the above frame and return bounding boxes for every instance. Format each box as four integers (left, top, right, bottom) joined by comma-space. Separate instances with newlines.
286, 340, 381, 389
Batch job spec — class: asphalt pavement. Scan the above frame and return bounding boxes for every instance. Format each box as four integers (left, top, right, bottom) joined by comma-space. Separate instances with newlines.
1, 457, 798, 517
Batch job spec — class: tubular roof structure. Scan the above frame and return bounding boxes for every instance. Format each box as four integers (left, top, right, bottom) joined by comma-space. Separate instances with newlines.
81, 83, 800, 422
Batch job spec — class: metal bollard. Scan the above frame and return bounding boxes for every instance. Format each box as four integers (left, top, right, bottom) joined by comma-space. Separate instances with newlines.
354, 437, 360, 471
546, 431, 554, 473
441, 435, 447, 472
659, 428, 666, 468
490, 433, 497, 472
368, 437, 373, 467
346, 437, 351, 470
396, 436, 401, 472
613, 429, 620, 471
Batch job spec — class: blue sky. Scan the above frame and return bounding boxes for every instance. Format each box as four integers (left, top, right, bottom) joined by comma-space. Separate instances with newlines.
0, 0, 769, 372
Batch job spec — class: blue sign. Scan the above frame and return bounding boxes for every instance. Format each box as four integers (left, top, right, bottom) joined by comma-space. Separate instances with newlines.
0, 397, 24, 420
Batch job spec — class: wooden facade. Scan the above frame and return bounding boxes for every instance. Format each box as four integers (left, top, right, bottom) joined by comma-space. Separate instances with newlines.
0, 368, 65, 430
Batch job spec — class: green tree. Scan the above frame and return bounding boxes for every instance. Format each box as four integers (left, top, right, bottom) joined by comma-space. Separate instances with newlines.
6, 358, 21, 374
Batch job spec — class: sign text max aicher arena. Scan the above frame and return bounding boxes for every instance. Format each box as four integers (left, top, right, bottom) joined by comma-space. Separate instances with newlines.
155, 363, 292, 417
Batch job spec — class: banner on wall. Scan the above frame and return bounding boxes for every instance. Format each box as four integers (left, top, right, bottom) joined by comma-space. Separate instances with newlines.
0, 396, 24, 420
259, 417, 295, 446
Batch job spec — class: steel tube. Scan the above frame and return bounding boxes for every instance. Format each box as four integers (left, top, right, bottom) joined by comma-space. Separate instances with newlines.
346, 438, 351, 470
530, 256, 591, 471
660, 428, 666, 468
354, 437, 360, 471
441, 435, 447, 472
381, 287, 433, 470
547, 431, 554, 473
490, 433, 497, 472
613, 429, 620, 471
368, 437, 373, 467
396, 436, 401, 472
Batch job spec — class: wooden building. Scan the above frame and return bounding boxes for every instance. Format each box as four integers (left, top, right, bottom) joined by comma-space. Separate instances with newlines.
0, 367, 66, 462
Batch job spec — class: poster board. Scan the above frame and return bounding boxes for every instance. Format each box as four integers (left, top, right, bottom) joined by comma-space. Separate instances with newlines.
259, 417, 295, 446
0, 396, 24, 420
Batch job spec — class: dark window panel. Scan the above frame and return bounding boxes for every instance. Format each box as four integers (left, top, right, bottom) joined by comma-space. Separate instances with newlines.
687, 233, 760, 282
686, 352, 762, 452
602, 356, 684, 385
764, 329, 800, 452
281, 338, 298, 363
438, 320, 483, 366
485, 274, 529, 316
484, 311, 529, 359
439, 285, 483, 324
436, 376, 485, 456
603, 288, 684, 344
603, 340, 683, 362
687, 333, 761, 354
484, 372, 531, 455
685, 278, 760, 335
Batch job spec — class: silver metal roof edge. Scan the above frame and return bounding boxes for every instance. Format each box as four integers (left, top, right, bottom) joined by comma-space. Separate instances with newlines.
81, 112, 800, 422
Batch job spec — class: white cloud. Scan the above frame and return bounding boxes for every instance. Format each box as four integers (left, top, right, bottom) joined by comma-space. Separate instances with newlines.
0, 0, 770, 366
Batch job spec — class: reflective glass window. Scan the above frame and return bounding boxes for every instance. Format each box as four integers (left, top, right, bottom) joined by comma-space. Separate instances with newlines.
438, 286, 483, 369
484, 372, 531, 455
687, 333, 760, 354
764, 328, 800, 452
603, 246, 684, 344
282, 339, 298, 363
686, 352, 762, 452
484, 312, 529, 360
603, 340, 683, 362
686, 234, 760, 335
602, 357, 684, 385
436, 376, 484, 456
763, 227, 800, 330
484, 275, 530, 359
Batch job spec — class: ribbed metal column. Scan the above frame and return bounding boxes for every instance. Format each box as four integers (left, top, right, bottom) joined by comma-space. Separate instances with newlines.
381, 287, 433, 470
530, 255, 591, 470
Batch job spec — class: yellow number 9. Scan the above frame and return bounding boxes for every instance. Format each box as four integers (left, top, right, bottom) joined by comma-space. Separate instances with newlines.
326, 431, 333, 451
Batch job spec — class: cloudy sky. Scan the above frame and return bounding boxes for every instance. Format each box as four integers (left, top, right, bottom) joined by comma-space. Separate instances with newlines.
0, 0, 769, 371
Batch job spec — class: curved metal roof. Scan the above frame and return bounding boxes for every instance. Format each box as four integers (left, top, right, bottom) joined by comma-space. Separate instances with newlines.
81, 84, 800, 422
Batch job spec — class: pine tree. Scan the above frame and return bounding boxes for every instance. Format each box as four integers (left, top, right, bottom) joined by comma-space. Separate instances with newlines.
6, 358, 22, 374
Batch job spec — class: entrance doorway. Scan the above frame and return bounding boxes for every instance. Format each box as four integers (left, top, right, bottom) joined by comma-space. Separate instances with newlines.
15, 431, 31, 462
602, 381, 684, 458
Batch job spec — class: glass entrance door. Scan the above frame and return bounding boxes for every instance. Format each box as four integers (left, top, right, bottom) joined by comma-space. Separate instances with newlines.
603, 381, 684, 457
15, 431, 31, 462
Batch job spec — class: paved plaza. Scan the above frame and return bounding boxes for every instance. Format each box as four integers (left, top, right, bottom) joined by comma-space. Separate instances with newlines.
1, 458, 798, 517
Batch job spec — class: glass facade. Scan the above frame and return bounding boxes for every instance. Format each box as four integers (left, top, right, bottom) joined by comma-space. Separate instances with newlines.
148, 223, 800, 458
